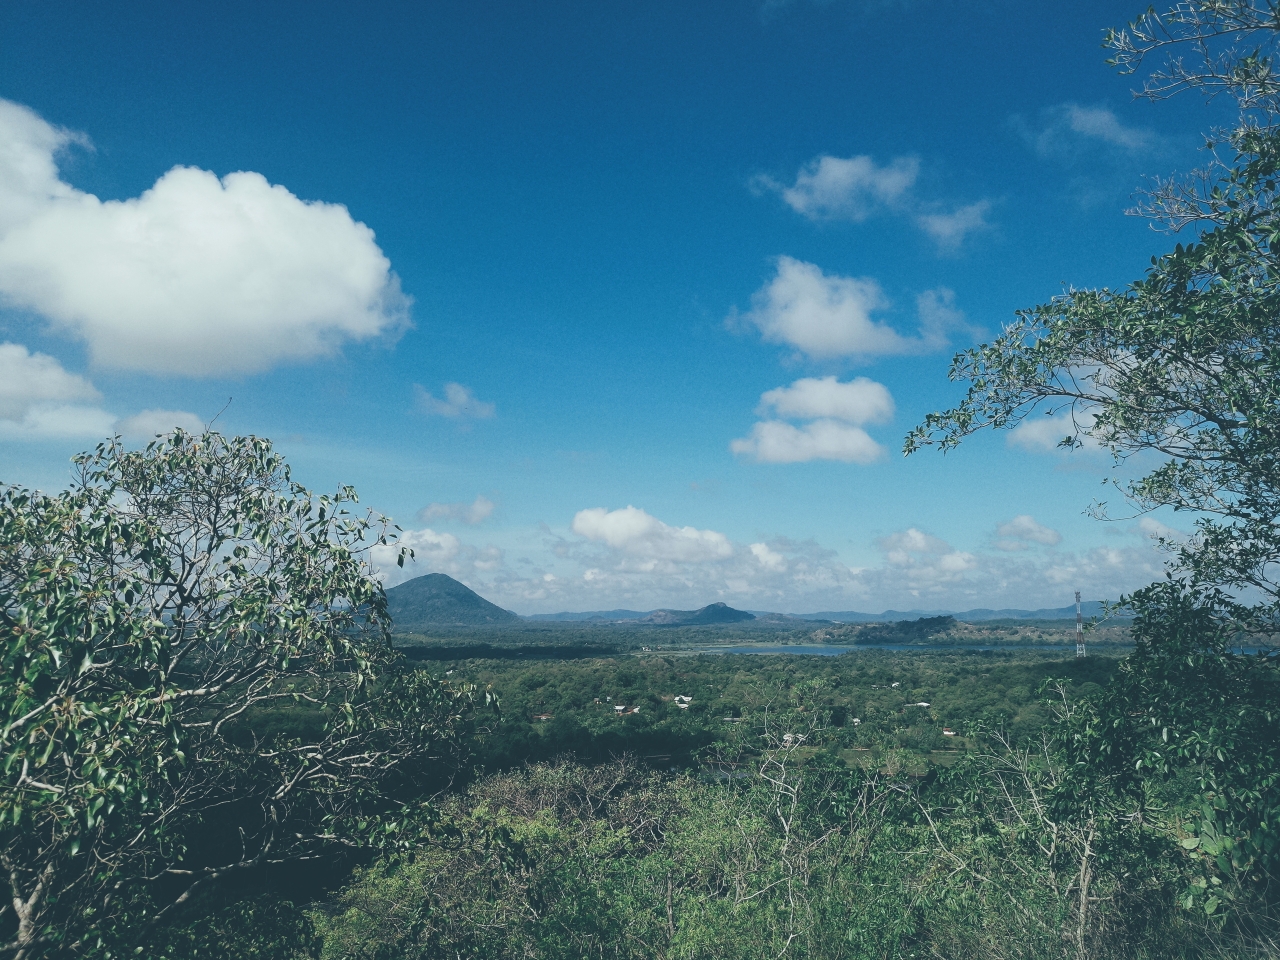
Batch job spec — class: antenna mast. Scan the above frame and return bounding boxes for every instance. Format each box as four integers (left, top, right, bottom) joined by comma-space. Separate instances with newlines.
1075, 590, 1085, 659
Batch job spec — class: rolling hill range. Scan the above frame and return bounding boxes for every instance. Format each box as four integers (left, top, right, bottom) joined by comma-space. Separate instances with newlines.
386, 573, 520, 630
385, 574, 1119, 633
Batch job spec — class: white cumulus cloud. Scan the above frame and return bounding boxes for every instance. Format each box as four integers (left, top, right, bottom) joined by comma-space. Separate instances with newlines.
373, 526, 505, 588
878, 527, 954, 563
394, 527, 461, 566
0, 102, 83, 230
758, 375, 894, 424
414, 382, 496, 419
0, 403, 117, 441
0, 341, 99, 420
372, 512, 1171, 616
731, 419, 884, 464
0, 341, 205, 442
994, 514, 1062, 551
733, 375, 896, 464
417, 495, 496, 526
0, 99, 409, 376
739, 256, 932, 359
572, 505, 733, 563
750, 542, 787, 570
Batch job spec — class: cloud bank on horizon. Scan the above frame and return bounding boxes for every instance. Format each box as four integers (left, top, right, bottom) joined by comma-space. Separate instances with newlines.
372, 503, 1172, 616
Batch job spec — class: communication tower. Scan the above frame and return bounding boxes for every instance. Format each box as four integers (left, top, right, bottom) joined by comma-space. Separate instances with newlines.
1075, 590, 1085, 659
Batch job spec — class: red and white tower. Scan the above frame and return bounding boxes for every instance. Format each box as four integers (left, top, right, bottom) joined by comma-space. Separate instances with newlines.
1075, 590, 1085, 659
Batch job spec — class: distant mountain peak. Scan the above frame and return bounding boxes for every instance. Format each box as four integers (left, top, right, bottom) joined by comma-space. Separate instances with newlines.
640, 602, 755, 626
386, 573, 519, 630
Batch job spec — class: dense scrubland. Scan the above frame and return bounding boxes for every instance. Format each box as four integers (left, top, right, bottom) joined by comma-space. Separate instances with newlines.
2, 441, 1275, 960
149, 637, 1275, 960
442, 648, 1116, 772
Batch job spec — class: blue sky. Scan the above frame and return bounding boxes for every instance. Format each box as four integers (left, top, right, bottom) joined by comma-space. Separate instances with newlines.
0, 1, 1218, 613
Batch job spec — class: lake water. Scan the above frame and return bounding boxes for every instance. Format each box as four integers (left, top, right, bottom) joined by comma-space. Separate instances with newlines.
689, 643, 1079, 656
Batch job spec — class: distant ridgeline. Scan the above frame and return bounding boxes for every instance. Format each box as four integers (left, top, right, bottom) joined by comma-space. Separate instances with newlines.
385, 573, 520, 630
525, 602, 756, 625
383, 575, 1124, 651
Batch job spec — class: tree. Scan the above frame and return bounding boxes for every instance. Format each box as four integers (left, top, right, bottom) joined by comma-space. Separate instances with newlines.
905, 0, 1280, 906
902, 160, 1280, 615
906, 1, 1280, 619
0, 431, 479, 959
1087, 581, 1279, 912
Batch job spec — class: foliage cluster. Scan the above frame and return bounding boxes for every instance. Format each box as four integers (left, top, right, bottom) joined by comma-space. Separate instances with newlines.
0, 433, 479, 959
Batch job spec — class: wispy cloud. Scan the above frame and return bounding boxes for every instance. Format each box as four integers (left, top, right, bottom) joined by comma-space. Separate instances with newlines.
993, 515, 1062, 551
755, 151, 992, 252
915, 200, 992, 252
1018, 103, 1157, 158
115, 409, 206, 439
1007, 410, 1101, 453
417, 495, 496, 526
414, 382, 496, 419
754, 154, 919, 221
1136, 516, 1188, 544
